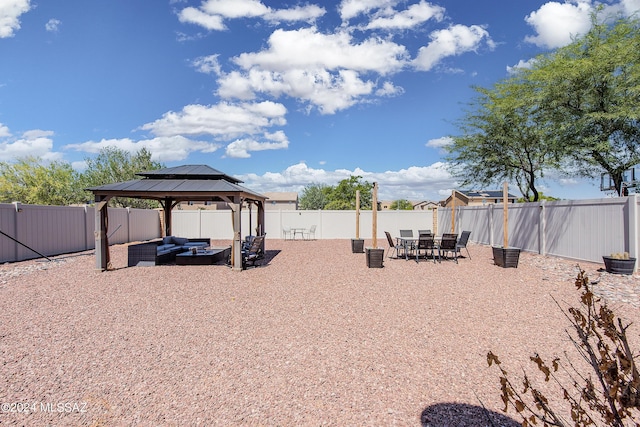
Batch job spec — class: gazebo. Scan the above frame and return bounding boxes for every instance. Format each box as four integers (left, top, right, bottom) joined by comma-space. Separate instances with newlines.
87, 165, 267, 271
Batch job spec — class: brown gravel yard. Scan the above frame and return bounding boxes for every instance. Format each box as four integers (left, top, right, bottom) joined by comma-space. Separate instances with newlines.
1, 239, 639, 426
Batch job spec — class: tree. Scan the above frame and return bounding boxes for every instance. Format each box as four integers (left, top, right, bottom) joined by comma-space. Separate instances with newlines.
524, 13, 640, 196
299, 183, 331, 210
325, 176, 373, 210
390, 199, 414, 210
447, 78, 561, 202
80, 147, 164, 208
0, 157, 85, 205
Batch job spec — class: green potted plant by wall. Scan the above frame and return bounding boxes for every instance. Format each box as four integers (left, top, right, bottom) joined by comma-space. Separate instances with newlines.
366, 183, 384, 268
492, 182, 521, 268
351, 189, 365, 253
602, 252, 636, 275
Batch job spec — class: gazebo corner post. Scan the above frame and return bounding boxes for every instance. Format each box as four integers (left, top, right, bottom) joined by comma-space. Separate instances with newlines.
161, 197, 175, 237
232, 200, 243, 271
94, 195, 111, 271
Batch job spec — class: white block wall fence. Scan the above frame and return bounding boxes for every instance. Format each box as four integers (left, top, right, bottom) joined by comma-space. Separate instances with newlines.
2, 196, 638, 265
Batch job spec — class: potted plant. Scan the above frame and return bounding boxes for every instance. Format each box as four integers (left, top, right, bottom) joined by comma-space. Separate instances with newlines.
351, 190, 365, 253
366, 183, 384, 268
493, 182, 521, 268
602, 252, 636, 275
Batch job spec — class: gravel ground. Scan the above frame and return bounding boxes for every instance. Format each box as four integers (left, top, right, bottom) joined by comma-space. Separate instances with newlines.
0, 239, 639, 426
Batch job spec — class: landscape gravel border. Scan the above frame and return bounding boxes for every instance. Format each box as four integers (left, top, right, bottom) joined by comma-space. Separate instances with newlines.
1, 239, 638, 426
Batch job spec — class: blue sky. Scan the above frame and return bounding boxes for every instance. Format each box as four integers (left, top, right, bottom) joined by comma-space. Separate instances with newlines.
1, 0, 639, 201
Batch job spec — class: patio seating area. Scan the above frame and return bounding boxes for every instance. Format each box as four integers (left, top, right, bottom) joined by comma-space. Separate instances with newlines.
0, 239, 636, 426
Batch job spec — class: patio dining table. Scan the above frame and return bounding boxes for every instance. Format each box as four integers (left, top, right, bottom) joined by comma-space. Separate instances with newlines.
396, 236, 441, 260
291, 227, 307, 240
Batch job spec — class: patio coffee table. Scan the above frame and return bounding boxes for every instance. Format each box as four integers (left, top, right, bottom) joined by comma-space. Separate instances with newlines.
176, 246, 231, 265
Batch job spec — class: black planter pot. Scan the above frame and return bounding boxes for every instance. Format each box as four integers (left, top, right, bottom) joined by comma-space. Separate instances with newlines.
366, 248, 385, 268
351, 238, 365, 253
492, 246, 521, 268
602, 256, 636, 275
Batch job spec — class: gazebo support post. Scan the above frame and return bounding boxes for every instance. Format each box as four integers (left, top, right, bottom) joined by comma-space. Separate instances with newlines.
232, 200, 243, 271
94, 196, 111, 271
159, 198, 175, 237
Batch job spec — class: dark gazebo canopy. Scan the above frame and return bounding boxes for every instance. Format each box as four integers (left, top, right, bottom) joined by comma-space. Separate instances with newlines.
88, 165, 267, 271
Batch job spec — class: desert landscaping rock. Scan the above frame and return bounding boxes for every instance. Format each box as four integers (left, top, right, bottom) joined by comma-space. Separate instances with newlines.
0, 240, 638, 426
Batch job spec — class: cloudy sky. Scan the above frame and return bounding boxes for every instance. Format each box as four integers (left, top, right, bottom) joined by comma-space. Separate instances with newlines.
1, 0, 639, 201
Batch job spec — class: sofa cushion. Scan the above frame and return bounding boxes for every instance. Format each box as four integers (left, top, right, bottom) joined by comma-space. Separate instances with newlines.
173, 237, 189, 245
157, 244, 176, 252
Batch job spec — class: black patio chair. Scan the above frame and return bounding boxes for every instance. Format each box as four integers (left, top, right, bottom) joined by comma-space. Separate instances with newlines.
385, 231, 403, 259
439, 233, 458, 263
415, 233, 439, 263
242, 234, 265, 269
456, 230, 471, 259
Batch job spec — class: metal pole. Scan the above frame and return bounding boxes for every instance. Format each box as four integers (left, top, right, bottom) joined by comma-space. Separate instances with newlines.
0, 229, 52, 261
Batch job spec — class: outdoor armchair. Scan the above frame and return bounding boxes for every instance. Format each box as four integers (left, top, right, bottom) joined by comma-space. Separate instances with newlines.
242, 234, 266, 269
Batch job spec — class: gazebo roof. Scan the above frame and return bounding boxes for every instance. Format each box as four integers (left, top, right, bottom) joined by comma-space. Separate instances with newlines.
135, 164, 242, 184
87, 164, 266, 202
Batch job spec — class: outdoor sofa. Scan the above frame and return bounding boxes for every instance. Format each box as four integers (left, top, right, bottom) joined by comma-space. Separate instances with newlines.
127, 236, 211, 266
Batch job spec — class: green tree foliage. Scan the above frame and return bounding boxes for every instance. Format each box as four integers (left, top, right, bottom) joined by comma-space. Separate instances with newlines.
390, 199, 414, 210
447, 13, 640, 199
526, 13, 640, 196
325, 176, 373, 210
0, 157, 85, 205
81, 147, 164, 208
299, 183, 331, 210
447, 78, 561, 202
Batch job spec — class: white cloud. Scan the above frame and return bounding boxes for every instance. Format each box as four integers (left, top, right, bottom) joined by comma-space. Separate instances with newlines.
136, 101, 291, 157
64, 136, 220, 162
140, 101, 287, 139
524, 1, 592, 49
201, 0, 269, 18
265, 4, 326, 23
178, 7, 226, 31
236, 161, 455, 201
233, 28, 408, 75
620, 0, 640, 15
217, 27, 408, 113
0, 0, 31, 38
426, 136, 452, 149
224, 130, 289, 158
179, 0, 324, 31
413, 24, 494, 71
0, 129, 62, 162
506, 58, 537, 74
375, 81, 404, 97
338, 0, 393, 21
192, 54, 222, 75
0, 123, 11, 138
45, 18, 61, 33
365, 1, 445, 30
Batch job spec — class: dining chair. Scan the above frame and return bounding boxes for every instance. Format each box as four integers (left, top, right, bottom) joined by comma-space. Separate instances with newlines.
385, 231, 403, 259
304, 224, 317, 240
282, 227, 292, 240
439, 233, 458, 263
456, 230, 471, 259
415, 233, 438, 263
399, 229, 415, 257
